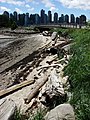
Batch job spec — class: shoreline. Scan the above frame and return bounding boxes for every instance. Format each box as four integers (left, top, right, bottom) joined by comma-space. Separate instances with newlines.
0, 32, 51, 90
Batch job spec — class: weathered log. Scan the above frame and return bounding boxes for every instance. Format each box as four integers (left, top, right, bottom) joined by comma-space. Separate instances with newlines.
37, 64, 63, 71
0, 99, 16, 120
54, 57, 68, 64
51, 32, 57, 41
0, 80, 35, 98
39, 69, 66, 107
46, 56, 57, 65
55, 40, 71, 48
24, 75, 48, 104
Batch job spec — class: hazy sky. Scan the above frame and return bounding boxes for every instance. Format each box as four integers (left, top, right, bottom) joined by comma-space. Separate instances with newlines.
0, 0, 90, 20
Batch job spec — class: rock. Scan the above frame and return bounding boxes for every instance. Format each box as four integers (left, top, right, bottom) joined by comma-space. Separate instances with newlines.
0, 98, 16, 120
42, 31, 48, 36
51, 32, 57, 41
44, 103, 75, 120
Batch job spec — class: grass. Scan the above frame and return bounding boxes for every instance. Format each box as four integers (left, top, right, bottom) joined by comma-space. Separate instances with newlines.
64, 28, 90, 120
14, 108, 46, 120
29, 108, 46, 120
52, 28, 90, 119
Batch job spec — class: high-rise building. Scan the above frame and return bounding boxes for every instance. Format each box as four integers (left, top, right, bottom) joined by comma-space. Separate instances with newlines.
61, 14, 64, 23
80, 15, 86, 24
13, 11, 17, 23
35, 14, 40, 24
70, 14, 75, 23
44, 14, 48, 24
59, 17, 62, 23
40, 9, 45, 24
10, 13, 14, 20
25, 13, 29, 26
3, 11, 9, 19
65, 14, 69, 23
54, 12, 58, 23
76, 17, 80, 24
18, 14, 25, 26
48, 10, 52, 24
30, 14, 35, 24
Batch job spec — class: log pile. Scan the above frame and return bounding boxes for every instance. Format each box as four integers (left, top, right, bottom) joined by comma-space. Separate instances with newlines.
22, 31, 71, 110
0, 31, 72, 117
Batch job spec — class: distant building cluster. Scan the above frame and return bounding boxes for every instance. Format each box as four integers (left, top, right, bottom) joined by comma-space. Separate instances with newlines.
3, 9, 87, 26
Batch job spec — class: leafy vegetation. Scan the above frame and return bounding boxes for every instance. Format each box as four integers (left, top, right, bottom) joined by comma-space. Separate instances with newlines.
0, 15, 10, 27
14, 108, 22, 120
0, 14, 18, 29
29, 108, 46, 120
59, 28, 90, 120
14, 108, 46, 120
11, 21, 18, 30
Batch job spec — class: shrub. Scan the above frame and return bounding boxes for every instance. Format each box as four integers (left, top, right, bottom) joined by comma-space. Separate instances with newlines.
11, 21, 17, 30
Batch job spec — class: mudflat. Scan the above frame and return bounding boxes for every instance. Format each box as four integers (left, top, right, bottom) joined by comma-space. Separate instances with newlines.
0, 32, 50, 90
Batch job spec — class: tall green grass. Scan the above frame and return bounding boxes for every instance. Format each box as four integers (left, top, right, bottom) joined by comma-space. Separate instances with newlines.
51, 27, 90, 119
63, 28, 90, 120
14, 108, 46, 120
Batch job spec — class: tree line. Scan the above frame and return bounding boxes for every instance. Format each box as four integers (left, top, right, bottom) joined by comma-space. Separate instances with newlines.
0, 14, 17, 30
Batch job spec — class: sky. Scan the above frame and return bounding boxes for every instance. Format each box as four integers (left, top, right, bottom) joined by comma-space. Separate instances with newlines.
0, 0, 90, 20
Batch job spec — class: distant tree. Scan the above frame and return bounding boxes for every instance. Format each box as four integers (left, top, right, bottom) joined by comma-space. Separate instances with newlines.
11, 21, 18, 30
86, 20, 90, 27
0, 15, 9, 27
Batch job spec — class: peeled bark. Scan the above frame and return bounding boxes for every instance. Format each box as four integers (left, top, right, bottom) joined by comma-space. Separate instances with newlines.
39, 69, 66, 107
24, 74, 49, 104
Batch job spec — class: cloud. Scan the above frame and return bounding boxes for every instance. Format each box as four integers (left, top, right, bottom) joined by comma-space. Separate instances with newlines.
25, 4, 34, 11
15, 8, 22, 13
42, 0, 54, 8
25, 4, 31, 8
58, 0, 90, 10
25, 0, 39, 5
0, 6, 11, 12
50, 6, 56, 11
32, 1, 39, 5
0, 0, 25, 6
42, 0, 56, 11
28, 7, 34, 11
25, 0, 33, 2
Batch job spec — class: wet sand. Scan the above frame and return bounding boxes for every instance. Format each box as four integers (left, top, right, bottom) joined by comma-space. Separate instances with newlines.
0, 33, 51, 90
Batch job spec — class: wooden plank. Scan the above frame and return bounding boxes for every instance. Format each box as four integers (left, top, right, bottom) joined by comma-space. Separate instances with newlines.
0, 80, 35, 98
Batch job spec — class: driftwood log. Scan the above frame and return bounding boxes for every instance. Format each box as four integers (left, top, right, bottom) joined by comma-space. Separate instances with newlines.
38, 69, 66, 107
55, 40, 71, 48
37, 64, 63, 71
0, 99, 16, 120
0, 80, 35, 98
24, 74, 49, 104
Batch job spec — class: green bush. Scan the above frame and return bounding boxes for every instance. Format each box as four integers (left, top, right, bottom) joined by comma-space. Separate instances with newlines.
11, 21, 17, 30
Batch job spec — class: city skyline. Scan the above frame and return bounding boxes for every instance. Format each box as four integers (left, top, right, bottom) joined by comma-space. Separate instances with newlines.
2, 9, 87, 26
0, 0, 90, 20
